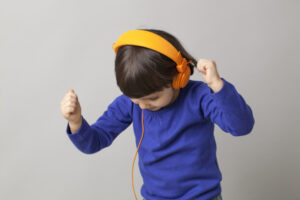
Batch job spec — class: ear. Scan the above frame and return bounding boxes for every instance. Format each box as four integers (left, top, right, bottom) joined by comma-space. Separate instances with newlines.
166, 83, 172, 88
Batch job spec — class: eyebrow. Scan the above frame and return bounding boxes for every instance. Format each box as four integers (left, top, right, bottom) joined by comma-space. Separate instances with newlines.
142, 95, 159, 100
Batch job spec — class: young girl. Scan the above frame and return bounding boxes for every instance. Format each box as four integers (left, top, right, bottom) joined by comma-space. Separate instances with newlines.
60, 29, 255, 200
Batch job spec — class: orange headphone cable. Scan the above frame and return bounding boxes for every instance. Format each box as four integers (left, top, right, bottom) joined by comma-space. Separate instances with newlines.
132, 110, 144, 200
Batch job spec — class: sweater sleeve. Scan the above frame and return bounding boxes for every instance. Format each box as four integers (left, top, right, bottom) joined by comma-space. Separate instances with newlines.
199, 78, 255, 136
65, 94, 133, 154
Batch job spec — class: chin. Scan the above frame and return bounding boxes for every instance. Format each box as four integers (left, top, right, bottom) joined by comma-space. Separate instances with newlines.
148, 107, 160, 111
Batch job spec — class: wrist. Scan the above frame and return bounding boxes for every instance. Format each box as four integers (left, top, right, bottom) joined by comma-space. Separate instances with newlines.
208, 78, 223, 93
69, 116, 83, 133
69, 115, 82, 124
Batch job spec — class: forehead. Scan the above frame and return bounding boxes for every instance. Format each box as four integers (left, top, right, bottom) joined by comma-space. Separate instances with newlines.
143, 91, 161, 98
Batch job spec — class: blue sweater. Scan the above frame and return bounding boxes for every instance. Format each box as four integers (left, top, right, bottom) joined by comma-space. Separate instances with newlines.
66, 78, 255, 200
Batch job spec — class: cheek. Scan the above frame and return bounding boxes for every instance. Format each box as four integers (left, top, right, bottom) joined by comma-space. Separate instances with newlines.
145, 100, 161, 108
155, 96, 173, 107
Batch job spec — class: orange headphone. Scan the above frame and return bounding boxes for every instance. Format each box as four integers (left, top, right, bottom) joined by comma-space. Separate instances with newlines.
112, 29, 192, 200
112, 29, 192, 90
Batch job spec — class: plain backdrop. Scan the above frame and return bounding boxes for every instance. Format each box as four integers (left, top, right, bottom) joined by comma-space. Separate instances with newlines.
0, 0, 299, 199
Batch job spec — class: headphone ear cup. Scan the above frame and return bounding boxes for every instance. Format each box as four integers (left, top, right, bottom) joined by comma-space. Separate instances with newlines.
172, 74, 181, 90
173, 66, 191, 89
179, 66, 191, 88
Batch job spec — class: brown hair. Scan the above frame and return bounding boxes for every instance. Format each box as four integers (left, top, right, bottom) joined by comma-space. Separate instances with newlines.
114, 28, 197, 98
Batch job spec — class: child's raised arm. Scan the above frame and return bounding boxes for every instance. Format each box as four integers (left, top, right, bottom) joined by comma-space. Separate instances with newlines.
60, 91, 133, 154
197, 58, 255, 136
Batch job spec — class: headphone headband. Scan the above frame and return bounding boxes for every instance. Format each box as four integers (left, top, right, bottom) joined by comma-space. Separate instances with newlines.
112, 30, 186, 65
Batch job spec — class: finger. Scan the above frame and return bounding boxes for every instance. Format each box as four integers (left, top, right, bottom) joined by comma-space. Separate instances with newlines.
65, 102, 77, 108
68, 94, 78, 102
197, 58, 209, 66
66, 107, 75, 114
198, 59, 216, 70
198, 68, 205, 73
62, 99, 77, 108
67, 92, 76, 97
62, 94, 75, 104
197, 65, 207, 74
68, 89, 75, 93
67, 94, 77, 101
65, 112, 70, 118
61, 99, 74, 107
66, 95, 77, 102
65, 93, 77, 101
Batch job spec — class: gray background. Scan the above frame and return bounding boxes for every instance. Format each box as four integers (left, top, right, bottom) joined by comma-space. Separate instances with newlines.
0, 0, 299, 199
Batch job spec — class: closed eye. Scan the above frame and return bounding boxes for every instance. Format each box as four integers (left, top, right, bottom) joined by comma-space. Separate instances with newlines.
149, 97, 158, 101
130, 96, 159, 104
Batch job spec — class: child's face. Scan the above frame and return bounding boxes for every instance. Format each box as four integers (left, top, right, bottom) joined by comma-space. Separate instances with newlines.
130, 84, 179, 111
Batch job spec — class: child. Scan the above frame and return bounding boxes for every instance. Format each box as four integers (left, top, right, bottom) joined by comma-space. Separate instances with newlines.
60, 29, 255, 200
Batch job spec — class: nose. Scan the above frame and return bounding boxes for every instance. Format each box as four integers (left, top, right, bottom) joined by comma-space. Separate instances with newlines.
139, 103, 150, 110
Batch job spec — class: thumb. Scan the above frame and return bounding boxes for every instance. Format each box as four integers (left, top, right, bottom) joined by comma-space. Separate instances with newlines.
68, 89, 75, 93
198, 66, 207, 74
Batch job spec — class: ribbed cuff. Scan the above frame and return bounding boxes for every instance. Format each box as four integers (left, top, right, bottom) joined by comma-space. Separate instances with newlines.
208, 77, 237, 106
66, 116, 89, 141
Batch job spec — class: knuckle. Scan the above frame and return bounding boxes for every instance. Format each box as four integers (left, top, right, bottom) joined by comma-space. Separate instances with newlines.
67, 104, 75, 108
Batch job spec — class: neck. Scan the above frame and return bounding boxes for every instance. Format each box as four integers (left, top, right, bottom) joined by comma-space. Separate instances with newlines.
170, 89, 180, 105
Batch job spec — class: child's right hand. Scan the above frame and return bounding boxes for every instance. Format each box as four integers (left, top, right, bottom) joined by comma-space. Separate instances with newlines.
60, 89, 82, 124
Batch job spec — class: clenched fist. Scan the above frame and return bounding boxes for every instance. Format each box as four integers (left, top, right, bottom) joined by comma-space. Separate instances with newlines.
197, 58, 224, 93
60, 89, 82, 133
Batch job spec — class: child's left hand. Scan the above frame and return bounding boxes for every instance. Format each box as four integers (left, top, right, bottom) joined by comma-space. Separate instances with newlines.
197, 58, 224, 93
